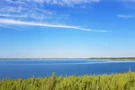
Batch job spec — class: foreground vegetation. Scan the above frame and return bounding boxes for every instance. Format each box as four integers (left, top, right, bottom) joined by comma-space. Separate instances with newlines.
1, 71, 135, 90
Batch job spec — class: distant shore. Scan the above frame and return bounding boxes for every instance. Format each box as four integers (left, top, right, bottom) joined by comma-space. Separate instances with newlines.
0, 58, 85, 60
87, 57, 135, 61
0, 57, 135, 60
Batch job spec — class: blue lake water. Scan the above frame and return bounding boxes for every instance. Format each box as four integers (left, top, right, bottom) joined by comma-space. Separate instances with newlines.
0, 59, 135, 79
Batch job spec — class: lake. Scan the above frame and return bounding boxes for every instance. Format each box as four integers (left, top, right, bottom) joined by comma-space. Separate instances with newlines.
0, 59, 135, 79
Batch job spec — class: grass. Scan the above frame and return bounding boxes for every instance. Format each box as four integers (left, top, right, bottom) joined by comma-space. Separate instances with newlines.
0, 71, 135, 90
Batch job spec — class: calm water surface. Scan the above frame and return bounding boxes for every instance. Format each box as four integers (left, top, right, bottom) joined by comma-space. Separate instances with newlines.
0, 59, 135, 79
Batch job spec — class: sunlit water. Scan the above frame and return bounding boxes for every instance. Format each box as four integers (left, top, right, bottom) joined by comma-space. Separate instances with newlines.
0, 59, 135, 79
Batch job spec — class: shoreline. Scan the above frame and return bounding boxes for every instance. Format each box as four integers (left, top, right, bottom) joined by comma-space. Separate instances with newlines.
0, 58, 135, 61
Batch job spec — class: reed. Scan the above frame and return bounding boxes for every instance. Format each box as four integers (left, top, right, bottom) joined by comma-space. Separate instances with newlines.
0, 71, 135, 90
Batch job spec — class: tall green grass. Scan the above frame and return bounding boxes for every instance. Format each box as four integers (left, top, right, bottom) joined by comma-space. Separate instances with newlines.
1, 72, 135, 90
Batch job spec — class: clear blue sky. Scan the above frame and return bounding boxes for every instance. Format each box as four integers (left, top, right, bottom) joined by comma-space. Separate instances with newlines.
0, 0, 135, 58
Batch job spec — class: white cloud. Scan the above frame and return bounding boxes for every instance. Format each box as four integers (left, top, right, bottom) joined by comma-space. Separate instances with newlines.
35, 8, 52, 15
6, 0, 100, 7
3, 0, 100, 21
0, 6, 23, 13
4, 0, 61, 21
6, 0, 25, 4
1, 0, 107, 33
0, 13, 48, 20
117, 14, 135, 18
0, 18, 110, 32
0, 14, 28, 18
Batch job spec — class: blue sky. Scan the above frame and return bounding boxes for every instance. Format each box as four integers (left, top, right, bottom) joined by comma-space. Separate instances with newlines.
0, 0, 135, 58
